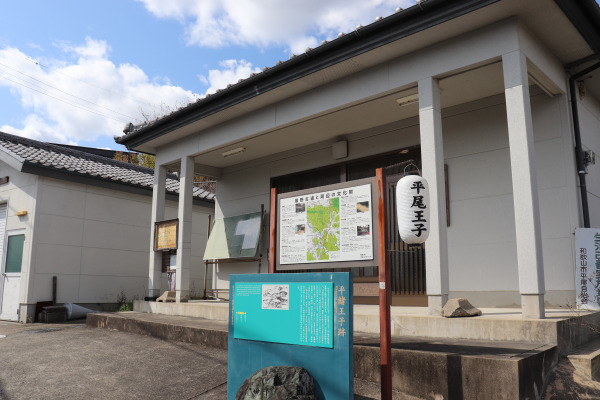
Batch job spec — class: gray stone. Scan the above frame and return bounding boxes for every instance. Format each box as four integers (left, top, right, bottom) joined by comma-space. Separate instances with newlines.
235, 366, 317, 400
441, 298, 482, 318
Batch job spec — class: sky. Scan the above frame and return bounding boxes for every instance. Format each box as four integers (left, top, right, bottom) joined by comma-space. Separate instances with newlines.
0, 0, 417, 151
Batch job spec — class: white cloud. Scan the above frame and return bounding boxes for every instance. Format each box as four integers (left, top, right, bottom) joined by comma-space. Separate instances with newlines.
0, 40, 199, 145
198, 59, 261, 95
137, 0, 417, 54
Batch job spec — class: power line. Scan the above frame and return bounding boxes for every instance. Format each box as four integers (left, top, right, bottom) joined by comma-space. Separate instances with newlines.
0, 75, 129, 123
4, 48, 162, 109
0, 62, 138, 121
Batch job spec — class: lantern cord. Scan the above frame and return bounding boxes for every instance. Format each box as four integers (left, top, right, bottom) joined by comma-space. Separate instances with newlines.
383, 159, 421, 176
403, 162, 421, 176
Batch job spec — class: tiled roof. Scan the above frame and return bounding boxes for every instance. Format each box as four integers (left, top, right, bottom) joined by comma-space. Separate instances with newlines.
0, 131, 215, 202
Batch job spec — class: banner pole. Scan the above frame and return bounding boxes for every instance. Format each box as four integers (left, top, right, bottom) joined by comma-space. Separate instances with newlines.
376, 168, 392, 399
269, 187, 279, 274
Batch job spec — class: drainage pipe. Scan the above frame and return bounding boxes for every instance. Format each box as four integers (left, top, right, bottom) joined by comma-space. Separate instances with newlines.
568, 60, 600, 228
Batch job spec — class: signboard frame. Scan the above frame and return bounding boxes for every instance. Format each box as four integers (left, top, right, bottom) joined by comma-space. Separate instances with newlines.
154, 218, 179, 251
275, 177, 380, 271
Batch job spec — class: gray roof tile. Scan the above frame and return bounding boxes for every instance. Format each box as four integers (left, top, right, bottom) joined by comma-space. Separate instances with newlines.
0, 131, 215, 202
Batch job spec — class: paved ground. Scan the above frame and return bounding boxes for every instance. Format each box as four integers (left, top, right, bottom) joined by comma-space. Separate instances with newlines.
0, 320, 228, 400
0, 319, 420, 400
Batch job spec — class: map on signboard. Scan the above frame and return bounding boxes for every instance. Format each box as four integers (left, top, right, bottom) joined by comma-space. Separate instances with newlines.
203, 212, 262, 260
279, 183, 373, 265
306, 197, 340, 261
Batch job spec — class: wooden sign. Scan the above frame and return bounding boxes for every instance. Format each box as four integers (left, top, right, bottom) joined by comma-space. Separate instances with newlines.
154, 219, 178, 251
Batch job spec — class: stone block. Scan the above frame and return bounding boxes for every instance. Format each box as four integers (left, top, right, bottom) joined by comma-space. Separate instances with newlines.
236, 366, 316, 400
441, 298, 482, 318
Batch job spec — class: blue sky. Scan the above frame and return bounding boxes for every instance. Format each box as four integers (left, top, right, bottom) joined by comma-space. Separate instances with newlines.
0, 0, 415, 150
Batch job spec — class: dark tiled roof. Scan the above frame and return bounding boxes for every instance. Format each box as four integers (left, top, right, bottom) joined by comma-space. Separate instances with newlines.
0, 131, 215, 202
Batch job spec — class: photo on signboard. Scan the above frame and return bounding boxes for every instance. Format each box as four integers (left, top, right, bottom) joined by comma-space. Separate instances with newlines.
296, 203, 306, 213
357, 225, 370, 236
262, 284, 290, 310
295, 224, 305, 234
356, 201, 369, 213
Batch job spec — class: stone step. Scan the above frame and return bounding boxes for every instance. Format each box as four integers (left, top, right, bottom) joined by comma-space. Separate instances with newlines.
87, 312, 229, 350
354, 333, 557, 400
88, 311, 557, 400
567, 337, 600, 381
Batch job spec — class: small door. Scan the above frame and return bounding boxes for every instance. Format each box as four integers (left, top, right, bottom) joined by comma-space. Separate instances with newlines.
0, 234, 25, 321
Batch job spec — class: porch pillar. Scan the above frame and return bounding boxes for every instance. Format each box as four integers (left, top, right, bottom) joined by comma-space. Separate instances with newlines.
175, 156, 194, 302
502, 51, 545, 319
148, 164, 166, 297
418, 77, 450, 315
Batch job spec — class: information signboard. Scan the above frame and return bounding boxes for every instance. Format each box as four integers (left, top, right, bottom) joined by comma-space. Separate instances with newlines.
233, 282, 333, 348
203, 211, 262, 260
228, 272, 353, 400
154, 219, 178, 251
276, 177, 379, 270
575, 228, 600, 310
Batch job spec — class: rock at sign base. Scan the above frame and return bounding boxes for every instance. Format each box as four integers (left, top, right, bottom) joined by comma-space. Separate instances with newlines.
441, 298, 482, 318
236, 366, 317, 400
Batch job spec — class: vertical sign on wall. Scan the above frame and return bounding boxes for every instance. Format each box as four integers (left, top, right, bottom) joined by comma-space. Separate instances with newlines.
575, 228, 600, 310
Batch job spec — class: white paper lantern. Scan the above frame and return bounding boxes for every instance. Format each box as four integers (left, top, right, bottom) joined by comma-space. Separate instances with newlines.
396, 175, 430, 244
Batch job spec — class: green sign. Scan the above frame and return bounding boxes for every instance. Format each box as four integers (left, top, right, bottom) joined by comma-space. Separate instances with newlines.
203, 212, 262, 260
233, 282, 333, 348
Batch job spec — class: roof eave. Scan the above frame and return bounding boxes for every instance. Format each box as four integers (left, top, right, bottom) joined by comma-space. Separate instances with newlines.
554, 0, 600, 56
116, 0, 501, 150
20, 161, 215, 206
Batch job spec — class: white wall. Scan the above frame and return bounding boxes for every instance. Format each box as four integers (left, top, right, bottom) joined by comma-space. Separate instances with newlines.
28, 176, 213, 307
0, 161, 38, 321
578, 93, 600, 227
212, 89, 580, 307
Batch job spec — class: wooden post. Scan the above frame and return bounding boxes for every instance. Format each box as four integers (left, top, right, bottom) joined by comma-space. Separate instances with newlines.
269, 188, 279, 274
376, 168, 392, 399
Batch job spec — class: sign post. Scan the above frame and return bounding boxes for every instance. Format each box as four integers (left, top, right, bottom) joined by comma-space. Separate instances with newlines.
269, 187, 279, 274
376, 168, 392, 399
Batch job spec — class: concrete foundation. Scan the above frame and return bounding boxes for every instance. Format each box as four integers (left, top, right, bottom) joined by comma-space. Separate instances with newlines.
98, 302, 600, 400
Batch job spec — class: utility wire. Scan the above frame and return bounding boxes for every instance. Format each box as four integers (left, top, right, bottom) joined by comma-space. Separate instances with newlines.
0, 62, 137, 121
0, 75, 129, 123
4, 48, 160, 109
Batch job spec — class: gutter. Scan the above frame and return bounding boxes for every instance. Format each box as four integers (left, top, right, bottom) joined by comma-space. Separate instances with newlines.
568, 60, 600, 228
116, 0, 500, 150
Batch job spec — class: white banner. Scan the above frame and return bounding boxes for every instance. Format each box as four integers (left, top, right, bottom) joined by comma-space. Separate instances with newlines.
575, 228, 600, 310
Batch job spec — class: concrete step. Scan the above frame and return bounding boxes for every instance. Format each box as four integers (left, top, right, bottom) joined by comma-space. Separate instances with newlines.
88, 311, 557, 400
567, 337, 600, 382
354, 333, 557, 400
87, 312, 228, 350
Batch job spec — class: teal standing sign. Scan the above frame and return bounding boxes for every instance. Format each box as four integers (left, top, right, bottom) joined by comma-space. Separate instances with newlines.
228, 272, 353, 400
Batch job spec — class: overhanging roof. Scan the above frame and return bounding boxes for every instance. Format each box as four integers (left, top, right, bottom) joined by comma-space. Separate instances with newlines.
116, 0, 600, 156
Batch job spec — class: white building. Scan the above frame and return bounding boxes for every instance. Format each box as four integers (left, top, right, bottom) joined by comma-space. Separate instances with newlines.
116, 0, 600, 319
0, 132, 214, 322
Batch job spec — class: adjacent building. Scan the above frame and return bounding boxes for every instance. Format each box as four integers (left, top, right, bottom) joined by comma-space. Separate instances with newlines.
0, 131, 214, 322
